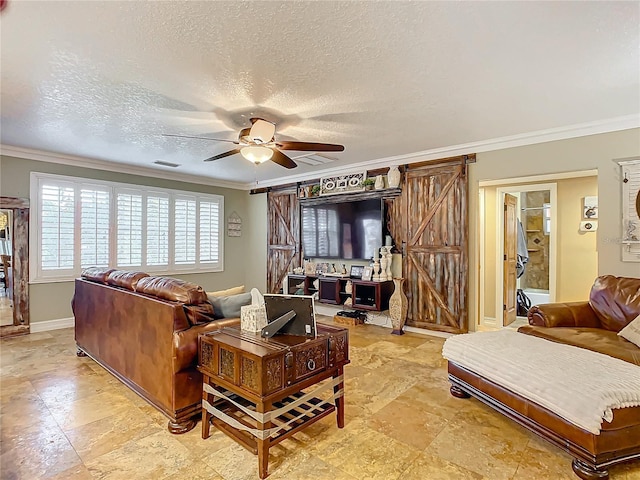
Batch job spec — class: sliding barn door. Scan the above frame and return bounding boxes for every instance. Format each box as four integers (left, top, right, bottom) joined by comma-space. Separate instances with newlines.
401, 161, 468, 333
267, 189, 301, 294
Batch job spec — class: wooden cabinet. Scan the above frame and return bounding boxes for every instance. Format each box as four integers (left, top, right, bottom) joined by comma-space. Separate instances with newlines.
286, 274, 392, 311
351, 280, 393, 311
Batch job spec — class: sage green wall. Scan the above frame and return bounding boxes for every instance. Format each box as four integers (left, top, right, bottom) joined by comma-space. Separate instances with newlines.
0, 154, 255, 323
469, 128, 640, 331
245, 192, 268, 293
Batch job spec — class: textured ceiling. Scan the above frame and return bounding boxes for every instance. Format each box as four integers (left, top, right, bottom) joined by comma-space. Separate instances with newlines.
1, 1, 639, 187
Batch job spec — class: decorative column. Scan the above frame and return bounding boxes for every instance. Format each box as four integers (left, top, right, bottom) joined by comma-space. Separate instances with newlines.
379, 247, 388, 281
372, 247, 380, 281
385, 248, 393, 280
389, 278, 408, 335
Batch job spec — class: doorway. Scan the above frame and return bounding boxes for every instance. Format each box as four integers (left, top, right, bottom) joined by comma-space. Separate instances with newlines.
494, 184, 557, 328
478, 171, 598, 330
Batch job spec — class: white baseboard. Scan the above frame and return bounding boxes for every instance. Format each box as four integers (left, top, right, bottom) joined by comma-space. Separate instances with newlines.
30, 317, 75, 333
315, 304, 453, 339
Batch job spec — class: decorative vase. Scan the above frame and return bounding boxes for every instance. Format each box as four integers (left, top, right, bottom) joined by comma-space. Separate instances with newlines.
374, 175, 385, 190
387, 166, 401, 188
389, 278, 408, 335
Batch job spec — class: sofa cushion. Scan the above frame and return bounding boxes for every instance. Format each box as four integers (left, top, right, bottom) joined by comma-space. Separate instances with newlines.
589, 275, 640, 332
518, 325, 640, 366
208, 292, 252, 319
106, 270, 149, 290
619, 315, 640, 348
207, 285, 245, 297
81, 267, 115, 283
135, 276, 208, 304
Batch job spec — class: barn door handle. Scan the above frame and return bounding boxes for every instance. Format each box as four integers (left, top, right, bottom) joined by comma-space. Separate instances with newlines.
401, 241, 406, 256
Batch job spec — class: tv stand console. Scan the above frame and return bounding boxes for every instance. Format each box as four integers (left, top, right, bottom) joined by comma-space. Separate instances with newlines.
286, 274, 393, 311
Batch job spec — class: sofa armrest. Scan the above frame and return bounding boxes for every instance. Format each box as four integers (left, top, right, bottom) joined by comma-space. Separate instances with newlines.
527, 302, 601, 328
172, 318, 241, 373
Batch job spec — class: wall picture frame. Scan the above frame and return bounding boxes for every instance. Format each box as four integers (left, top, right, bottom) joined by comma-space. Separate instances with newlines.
361, 266, 373, 281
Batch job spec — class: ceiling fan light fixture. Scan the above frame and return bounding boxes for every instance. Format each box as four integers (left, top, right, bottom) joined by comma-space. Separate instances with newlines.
241, 145, 273, 164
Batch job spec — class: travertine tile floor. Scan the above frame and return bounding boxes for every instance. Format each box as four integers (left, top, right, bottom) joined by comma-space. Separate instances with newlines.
1, 320, 639, 480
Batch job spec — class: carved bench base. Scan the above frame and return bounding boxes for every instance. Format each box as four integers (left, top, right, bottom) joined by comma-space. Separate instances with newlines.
168, 418, 197, 435
450, 385, 471, 399
572, 459, 609, 480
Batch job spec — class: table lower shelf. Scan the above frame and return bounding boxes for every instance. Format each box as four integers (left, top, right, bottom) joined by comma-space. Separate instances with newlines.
205, 391, 337, 454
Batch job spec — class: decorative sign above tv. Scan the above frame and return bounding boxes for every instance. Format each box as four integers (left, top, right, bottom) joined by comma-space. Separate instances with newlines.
320, 172, 366, 196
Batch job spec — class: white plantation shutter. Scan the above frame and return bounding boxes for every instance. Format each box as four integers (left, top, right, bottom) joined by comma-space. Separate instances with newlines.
80, 187, 110, 267
117, 191, 143, 267
146, 194, 169, 266
199, 200, 220, 264
31, 173, 224, 280
175, 197, 197, 264
40, 182, 75, 271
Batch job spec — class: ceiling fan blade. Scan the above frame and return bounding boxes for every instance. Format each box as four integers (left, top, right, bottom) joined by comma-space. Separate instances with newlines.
270, 149, 297, 169
203, 149, 240, 162
162, 134, 238, 144
276, 141, 344, 152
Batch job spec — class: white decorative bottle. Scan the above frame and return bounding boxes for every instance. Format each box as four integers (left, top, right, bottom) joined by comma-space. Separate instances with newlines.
387, 166, 401, 188
374, 175, 385, 190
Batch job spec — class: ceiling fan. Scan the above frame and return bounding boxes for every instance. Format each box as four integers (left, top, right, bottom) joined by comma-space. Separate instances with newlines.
163, 118, 344, 169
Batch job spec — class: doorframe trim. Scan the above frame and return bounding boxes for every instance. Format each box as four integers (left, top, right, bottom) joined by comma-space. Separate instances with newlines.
493, 183, 557, 328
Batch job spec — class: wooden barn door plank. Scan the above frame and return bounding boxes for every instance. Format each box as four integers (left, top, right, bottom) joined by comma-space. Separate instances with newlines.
267, 189, 301, 294
403, 161, 468, 333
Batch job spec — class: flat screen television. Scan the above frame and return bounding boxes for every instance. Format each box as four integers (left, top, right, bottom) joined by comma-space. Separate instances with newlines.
301, 199, 382, 260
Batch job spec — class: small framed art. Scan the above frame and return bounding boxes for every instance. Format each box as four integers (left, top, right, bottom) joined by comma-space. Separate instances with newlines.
349, 265, 364, 279
361, 266, 373, 281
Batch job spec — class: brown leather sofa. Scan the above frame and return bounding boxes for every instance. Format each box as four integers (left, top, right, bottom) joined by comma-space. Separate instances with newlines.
72, 267, 240, 434
448, 275, 640, 480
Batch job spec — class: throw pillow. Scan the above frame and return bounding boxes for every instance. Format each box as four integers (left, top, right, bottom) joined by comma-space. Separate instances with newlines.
207, 285, 245, 298
208, 292, 252, 319
618, 314, 640, 347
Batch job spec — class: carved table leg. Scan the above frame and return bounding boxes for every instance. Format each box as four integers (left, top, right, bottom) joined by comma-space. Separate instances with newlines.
334, 367, 345, 429
167, 418, 197, 435
202, 374, 212, 440
76, 347, 87, 357
572, 459, 609, 480
450, 385, 471, 399
257, 400, 271, 479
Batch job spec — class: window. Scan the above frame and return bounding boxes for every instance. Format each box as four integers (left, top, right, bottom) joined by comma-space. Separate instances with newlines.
31, 173, 224, 281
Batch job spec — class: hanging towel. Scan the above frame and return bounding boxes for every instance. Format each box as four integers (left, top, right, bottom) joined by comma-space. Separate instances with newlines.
516, 220, 528, 278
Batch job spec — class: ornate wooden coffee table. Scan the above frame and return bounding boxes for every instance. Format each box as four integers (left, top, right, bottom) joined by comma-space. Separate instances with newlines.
198, 324, 349, 479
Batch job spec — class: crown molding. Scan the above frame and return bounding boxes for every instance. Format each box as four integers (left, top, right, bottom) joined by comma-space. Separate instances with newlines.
0, 145, 247, 190
2, 114, 638, 191
246, 114, 640, 190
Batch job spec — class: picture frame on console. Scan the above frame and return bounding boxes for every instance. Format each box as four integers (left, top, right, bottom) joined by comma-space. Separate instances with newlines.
361, 266, 373, 281
350, 265, 364, 279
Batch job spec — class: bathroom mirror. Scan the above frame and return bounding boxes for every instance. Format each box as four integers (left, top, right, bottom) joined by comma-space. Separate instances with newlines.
0, 196, 29, 338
